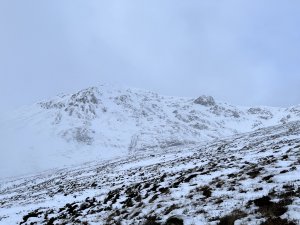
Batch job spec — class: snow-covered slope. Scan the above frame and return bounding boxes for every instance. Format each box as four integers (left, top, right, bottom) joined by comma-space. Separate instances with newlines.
1, 121, 299, 224
1, 84, 300, 178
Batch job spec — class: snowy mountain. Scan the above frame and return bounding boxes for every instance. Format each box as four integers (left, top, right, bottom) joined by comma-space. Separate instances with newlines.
1, 84, 300, 178
1, 120, 299, 224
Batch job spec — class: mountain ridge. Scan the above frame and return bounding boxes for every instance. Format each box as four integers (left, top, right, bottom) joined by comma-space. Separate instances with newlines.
1, 84, 300, 178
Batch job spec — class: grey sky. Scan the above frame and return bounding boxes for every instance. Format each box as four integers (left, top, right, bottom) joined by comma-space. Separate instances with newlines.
1, 1, 300, 111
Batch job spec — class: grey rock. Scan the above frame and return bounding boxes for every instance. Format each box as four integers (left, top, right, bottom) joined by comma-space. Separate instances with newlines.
194, 95, 216, 106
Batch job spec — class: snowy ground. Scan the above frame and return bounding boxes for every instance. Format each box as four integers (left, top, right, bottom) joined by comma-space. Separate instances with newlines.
1, 121, 300, 224
2, 84, 300, 178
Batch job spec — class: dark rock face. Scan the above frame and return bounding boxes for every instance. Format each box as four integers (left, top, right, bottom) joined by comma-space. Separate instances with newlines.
194, 95, 216, 106
165, 216, 184, 225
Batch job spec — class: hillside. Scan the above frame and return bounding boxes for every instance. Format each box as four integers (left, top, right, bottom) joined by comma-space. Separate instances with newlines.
1, 84, 300, 178
0, 121, 299, 224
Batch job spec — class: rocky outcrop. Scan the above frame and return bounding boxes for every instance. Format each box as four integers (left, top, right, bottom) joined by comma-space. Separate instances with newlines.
194, 95, 216, 106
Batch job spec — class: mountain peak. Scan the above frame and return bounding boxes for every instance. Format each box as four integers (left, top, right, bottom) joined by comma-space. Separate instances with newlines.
69, 87, 100, 105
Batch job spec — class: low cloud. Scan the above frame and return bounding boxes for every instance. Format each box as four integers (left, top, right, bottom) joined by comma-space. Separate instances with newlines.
0, 0, 300, 109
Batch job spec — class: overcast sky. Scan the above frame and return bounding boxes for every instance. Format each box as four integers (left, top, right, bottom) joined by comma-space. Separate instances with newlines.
1, 1, 300, 111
